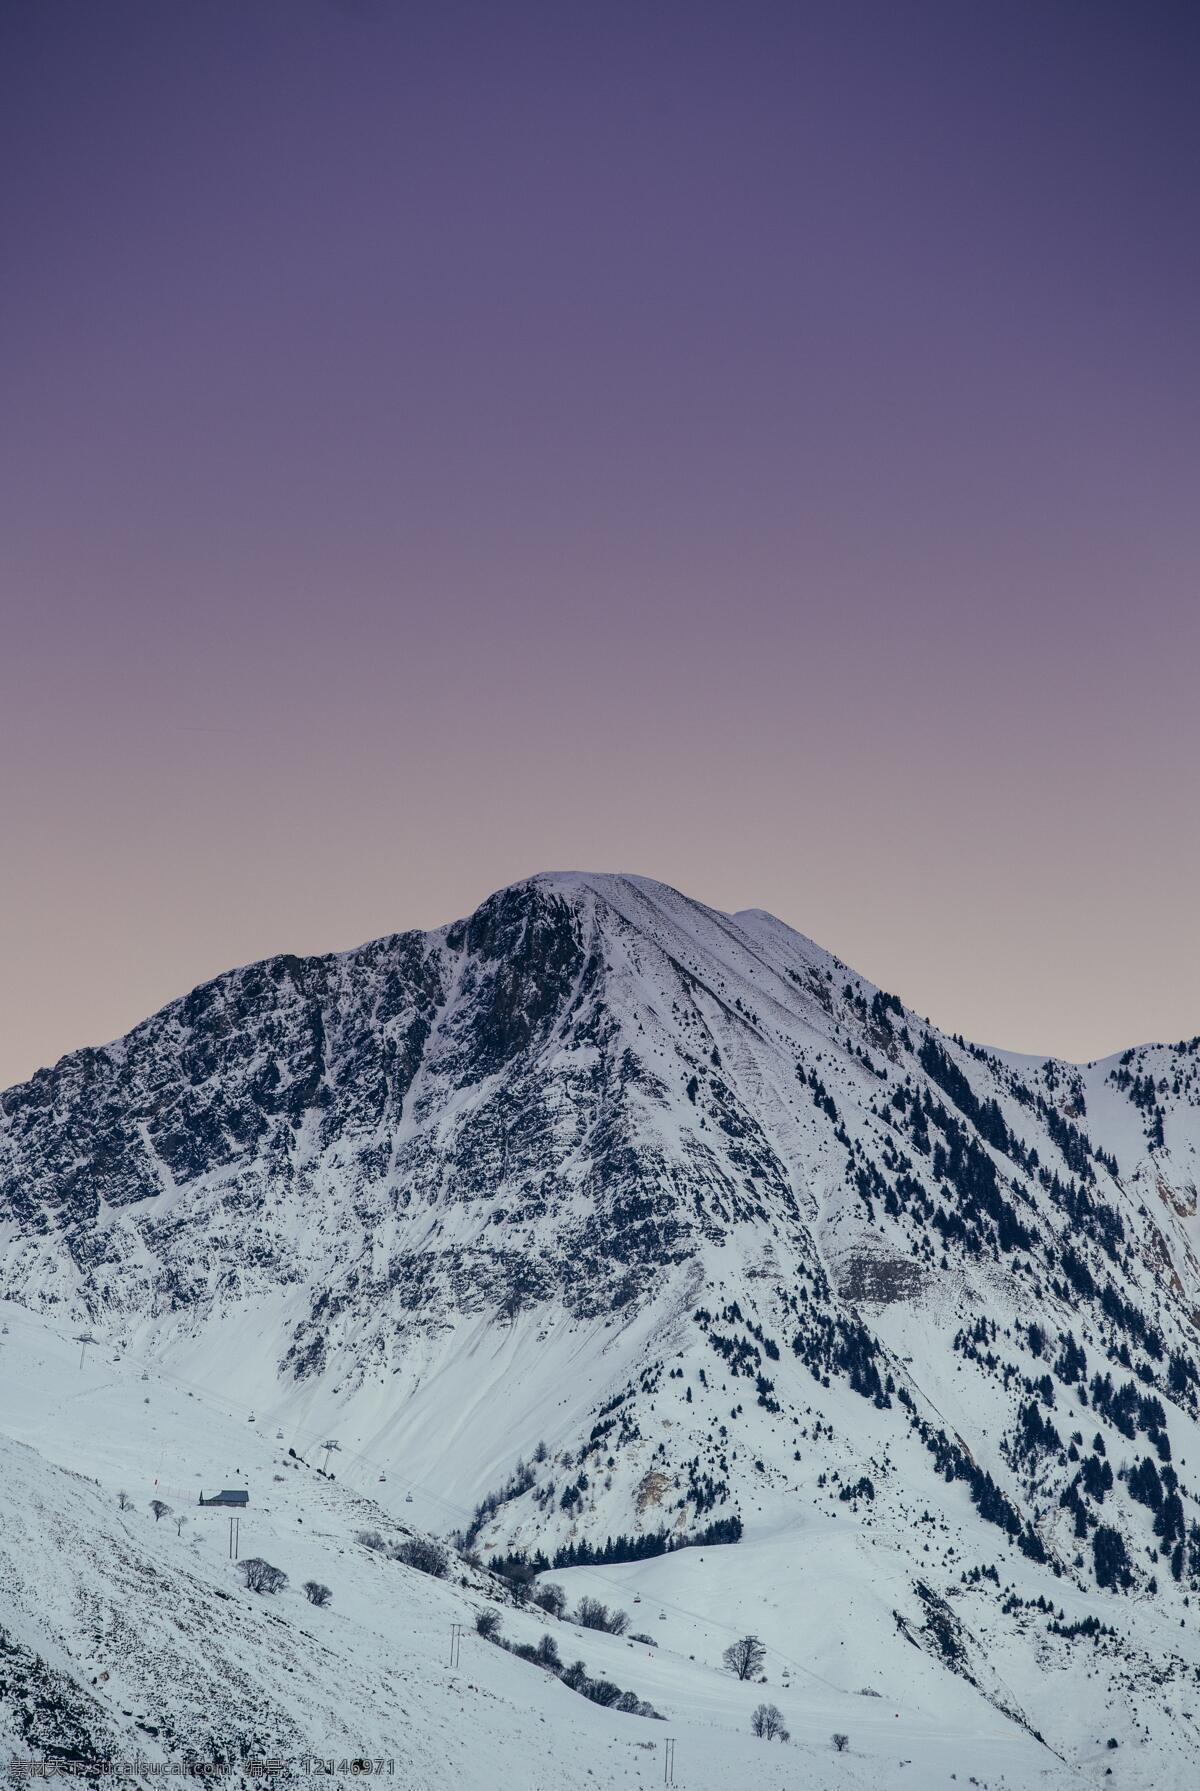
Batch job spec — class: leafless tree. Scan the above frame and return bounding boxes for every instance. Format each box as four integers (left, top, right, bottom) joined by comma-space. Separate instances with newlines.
475, 1608, 502, 1639
303, 1580, 332, 1606
175, 1514, 187, 1537
149, 1499, 171, 1523
393, 1537, 448, 1578
723, 1634, 766, 1680
832, 1733, 850, 1753
116, 1491, 131, 1511
240, 1557, 288, 1594
752, 1703, 787, 1740
531, 1582, 567, 1618
575, 1597, 629, 1634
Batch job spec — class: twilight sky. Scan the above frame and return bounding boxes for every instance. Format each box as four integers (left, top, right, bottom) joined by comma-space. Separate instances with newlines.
2, 0, 1198, 1087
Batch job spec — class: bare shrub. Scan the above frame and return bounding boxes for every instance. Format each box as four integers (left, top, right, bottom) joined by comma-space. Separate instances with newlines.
303, 1581, 332, 1606
394, 1536, 448, 1578
475, 1608, 502, 1640
576, 1597, 629, 1634
531, 1582, 567, 1618
240, 1557, 288, 1594
582, 1677, 621, 1708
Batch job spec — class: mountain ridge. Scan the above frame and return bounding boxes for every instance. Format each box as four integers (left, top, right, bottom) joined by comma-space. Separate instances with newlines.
10, 869, 1180, 1088
4, 870, 1200, 1777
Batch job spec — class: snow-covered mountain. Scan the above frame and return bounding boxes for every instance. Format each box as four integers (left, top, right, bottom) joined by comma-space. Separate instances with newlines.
4, 871, 1200, 1784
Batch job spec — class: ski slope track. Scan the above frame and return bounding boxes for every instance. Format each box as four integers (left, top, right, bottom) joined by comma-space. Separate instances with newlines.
2, 871, 1200, 1787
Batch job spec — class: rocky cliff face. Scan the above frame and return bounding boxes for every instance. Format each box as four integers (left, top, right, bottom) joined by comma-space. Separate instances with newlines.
0, 875, 832, 1324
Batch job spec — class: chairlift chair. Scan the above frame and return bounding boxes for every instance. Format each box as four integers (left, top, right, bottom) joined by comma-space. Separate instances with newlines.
378, 1472, 387, 1482
405, 1491, 413, 1503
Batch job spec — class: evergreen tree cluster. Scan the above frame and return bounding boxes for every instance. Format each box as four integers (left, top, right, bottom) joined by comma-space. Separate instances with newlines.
1092, 1525, 1134, 1591
919, 1039, 1016, 1161
928, 1109, 1034, 1255
916, 1420, 1045, 1561
551, 1514, 742, 1569
1048, 1613, 1114, 1641
1088, 1373, 1165, 1443
1109, 1063, 1168, 1147
1013, 1399, 1062, 1464
791, 1310, 892, 1407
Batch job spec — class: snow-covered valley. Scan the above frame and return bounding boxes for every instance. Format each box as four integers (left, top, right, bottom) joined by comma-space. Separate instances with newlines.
0, 1304, 1096, 1790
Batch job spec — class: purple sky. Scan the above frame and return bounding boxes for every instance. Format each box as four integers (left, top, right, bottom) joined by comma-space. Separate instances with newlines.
2, 0, 1198, 1085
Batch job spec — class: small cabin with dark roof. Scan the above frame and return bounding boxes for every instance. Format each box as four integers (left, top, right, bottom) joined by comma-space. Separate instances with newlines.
199, 1489, 249, 1507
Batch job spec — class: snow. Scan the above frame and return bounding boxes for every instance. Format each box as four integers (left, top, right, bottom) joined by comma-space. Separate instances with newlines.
1, 1303, 1090, 1790
4, 871, 1200, 1787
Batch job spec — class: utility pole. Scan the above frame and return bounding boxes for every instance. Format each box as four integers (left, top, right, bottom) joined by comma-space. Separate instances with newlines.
448, 1623, 463, 1668
662, 1738, 675, 1785
75, 1333, 97, 1370
228, 1515, 240, 1559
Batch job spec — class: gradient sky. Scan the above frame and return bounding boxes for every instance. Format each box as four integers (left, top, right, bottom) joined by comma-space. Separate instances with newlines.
2, 0, 1198, 1087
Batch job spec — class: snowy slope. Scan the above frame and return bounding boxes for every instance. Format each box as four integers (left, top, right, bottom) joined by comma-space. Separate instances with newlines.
0, 1304, 1094, 1791
1, 1304, 1097, 1791
3, 871, 1200, 1784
